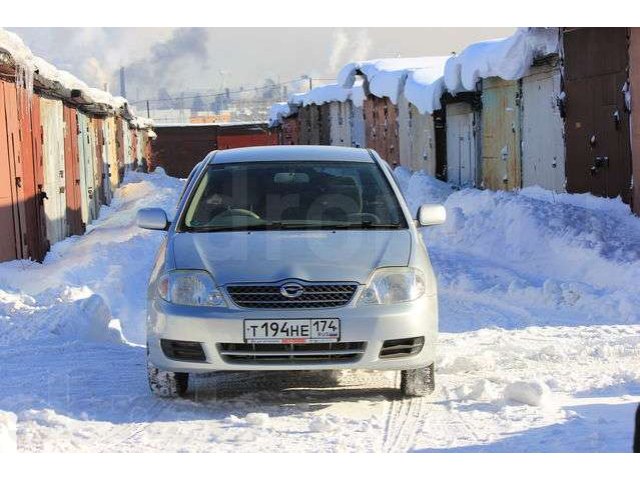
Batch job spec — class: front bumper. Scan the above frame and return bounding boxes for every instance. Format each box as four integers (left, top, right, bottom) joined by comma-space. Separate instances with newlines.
147, 295, 438, 373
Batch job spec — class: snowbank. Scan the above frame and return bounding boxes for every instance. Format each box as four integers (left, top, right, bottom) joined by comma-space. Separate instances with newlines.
0, 170, 184, 345
444, 28, 558, 93
394, 168, 640, 331
393, 167, 455, 213
0, 411, 17, 453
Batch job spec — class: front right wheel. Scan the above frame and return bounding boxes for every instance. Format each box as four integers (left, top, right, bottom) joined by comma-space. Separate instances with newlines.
400, 363, 435, 397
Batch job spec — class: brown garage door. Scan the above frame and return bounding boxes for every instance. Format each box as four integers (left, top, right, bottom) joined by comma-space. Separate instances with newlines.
563, 28, 632, 203
63, 104, 84, 236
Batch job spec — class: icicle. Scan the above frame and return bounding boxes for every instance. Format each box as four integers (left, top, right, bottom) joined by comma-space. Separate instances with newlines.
622, 80, 631, 112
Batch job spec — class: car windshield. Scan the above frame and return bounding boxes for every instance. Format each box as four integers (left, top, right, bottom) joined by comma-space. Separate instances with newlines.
181, 160, 408, 232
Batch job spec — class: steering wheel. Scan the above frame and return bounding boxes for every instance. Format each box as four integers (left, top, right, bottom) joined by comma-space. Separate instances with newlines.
213, 208, 261, 220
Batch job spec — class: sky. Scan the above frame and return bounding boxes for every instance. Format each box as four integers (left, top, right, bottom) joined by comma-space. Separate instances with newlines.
8, 27, 515, 105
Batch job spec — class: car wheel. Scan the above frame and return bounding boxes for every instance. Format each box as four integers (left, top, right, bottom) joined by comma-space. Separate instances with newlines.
147, 357, 189, 398
400, 363, 435, 397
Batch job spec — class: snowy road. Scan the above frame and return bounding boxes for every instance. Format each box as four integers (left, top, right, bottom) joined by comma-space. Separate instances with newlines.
1, 169, 639, 452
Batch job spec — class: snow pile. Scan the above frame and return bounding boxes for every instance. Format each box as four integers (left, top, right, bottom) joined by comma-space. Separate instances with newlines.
0, 411, 17, 453
455, 379, 501, 402
393, 168, 455, 213
503, 380, 553, 407
444, 27, 559, 93
309, 416, 339, 433
0, 169, 184, 345
427, 187, 640, 293
267, 102, 293, 127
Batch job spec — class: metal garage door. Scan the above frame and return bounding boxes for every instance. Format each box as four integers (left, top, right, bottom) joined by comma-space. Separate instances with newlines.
481, 78, 521, 191
563, 28, 631, 202
446, 101, 477, 187
0, 80, 21, 261
522, 62, 566, 192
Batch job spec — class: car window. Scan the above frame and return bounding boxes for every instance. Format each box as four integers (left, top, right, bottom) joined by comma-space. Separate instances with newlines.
181, 161, 408, 232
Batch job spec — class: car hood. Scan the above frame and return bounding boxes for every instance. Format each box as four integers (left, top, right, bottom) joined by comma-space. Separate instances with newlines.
170, 230, 412, 285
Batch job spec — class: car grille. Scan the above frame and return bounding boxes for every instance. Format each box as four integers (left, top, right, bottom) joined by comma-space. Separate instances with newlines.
226, 283, 358, 309
379, 337, 424, 359
218, 342, 366, 364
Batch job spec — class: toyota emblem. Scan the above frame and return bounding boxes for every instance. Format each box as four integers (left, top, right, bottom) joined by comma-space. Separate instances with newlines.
280, 283, 304, 299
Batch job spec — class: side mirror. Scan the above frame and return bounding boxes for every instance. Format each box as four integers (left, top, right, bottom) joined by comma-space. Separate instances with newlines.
137, 208, 170, 231
417, 204, 446, 227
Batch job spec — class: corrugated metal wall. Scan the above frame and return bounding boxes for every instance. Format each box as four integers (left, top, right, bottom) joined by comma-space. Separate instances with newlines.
481, 77, 522, 191
563, 28, 632, 203
521, 61, 566, 192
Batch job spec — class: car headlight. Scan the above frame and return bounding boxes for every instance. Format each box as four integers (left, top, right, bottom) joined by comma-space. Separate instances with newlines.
157, 270, 227, 307
358, 267, 427, 305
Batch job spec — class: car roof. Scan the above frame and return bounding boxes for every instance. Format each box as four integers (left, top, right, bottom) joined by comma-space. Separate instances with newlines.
208, 145, 376, 164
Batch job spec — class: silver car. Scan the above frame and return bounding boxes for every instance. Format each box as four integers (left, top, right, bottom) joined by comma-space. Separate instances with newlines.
138, 146, 446, 398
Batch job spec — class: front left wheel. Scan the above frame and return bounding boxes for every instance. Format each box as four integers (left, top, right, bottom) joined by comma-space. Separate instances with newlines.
147, 358, 189, 398
400, 363, 435, 397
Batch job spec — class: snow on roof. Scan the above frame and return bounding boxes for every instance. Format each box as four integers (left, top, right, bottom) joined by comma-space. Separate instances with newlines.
0, 28, 149, 126
337, 57, 449, 105
444, 28, 559, 93
0, 28, 33, 69
287, 83, 351, 108
129, 116, 155, 129
402, 57, 450, 114
267, 102, 293, 127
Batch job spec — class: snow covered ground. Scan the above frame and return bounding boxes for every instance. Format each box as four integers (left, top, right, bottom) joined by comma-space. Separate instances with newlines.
1, 168, 639, 453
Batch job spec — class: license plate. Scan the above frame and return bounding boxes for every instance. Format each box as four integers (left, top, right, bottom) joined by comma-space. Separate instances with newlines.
243, 319, 340, 344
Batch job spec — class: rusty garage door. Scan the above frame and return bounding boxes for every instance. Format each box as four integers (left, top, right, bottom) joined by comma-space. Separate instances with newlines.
0, 79, 22, 261
364, 96, 399, 167
63, 104, 84, 236
18, 86, 48, 261
481, 77, 522, 191
563, 28, 631, 202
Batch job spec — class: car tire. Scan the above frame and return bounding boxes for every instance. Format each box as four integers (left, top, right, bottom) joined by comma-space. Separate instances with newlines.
147, 357, 189, 398
400, 363, 435, 397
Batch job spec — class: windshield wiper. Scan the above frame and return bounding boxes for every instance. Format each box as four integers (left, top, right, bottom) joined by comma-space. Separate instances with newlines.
185, 221, 404, 232
323, 222, 404, 230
